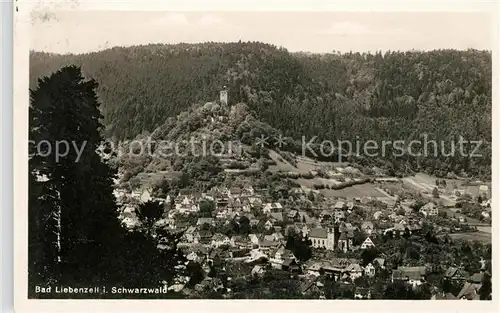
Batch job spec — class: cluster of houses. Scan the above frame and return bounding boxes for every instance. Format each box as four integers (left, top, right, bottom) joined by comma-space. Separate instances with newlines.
112, 180, 491, 300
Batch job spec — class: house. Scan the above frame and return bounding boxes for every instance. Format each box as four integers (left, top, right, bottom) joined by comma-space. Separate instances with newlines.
346, 201, 355, 212
300, 279, 323, 297
287, 210, 301, 221
197, 217, 215, 227
281, 258, 300, 272
251, 265, 266, 277
346, 263, 364, 279
320, 210, 333, 221
269, 212, 284, 222
373, 211, 384, 220
249, 234, 260, 246
337, 232, 351, 253
333, 210, 345, 223
339, 222, 356, 233
211, 233, 231, 247
300, 224, 311, 237
176, 196, 199, 214
264, 220, 274, 230
249, 197, 263, 209
230, 235, 252, 248
258, 239, 281, 253
274, 247, 295, 261
263, 202, 283, 214
243, 185, 255, 196
373, 258, 386, 269
139, 189, 153, 202
392, 266, 426, 288
309, 227, 335, 250
194, 230, 213, 244
444, 267, 467, 281
183, 226, 197, 243
229, 187, 242, 198
264, 232, 284, 242
263, 235, 276, 242
215, 209, 229, 219
270, 247, 296, 269
360, 237, 376, 250
457, 272, 489, 300
334, 201, 346, 210
297, 210, 312, 223
420, 203, 438, 217
361, 222, 374, 235
186, 251, 202, 263
481, 211, 490, 219
480, 199, 491, 208
364, 263, 376, 277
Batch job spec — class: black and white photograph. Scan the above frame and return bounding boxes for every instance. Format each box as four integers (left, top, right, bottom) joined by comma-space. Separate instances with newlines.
13, 0, 498, 309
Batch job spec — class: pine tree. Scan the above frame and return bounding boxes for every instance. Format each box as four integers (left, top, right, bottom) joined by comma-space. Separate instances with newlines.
29, 66, 122, 286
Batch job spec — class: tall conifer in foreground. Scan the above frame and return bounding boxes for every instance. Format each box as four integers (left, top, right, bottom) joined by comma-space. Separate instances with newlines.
29, 65, 121, 287
29, 66, 188, 298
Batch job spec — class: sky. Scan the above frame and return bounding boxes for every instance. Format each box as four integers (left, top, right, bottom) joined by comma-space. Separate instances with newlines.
30, 11, 492, 54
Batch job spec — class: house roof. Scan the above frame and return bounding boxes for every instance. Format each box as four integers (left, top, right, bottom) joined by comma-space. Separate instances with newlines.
197, 218, 214, 225
270, 212, 284, 222
468, 272, 485, 283
185, 226, 197, 234
282, 258, 297, 267
259, 239, 280, 248
334, 201, 345, 209
392, 266, 426, 281
198, 230, 213, 238
421, 202, 436, 211
362, 237, 375, 246
374, 258, 385, 267
309, 228, 328, 238
347, 263, 363, 272
231, 235, 250, 243
264, 235, 275, 242
432, 292, 457, 300
330, 258, 359, 269
457, 282, 482, 300
230, 187, 242, 194
338, 232, 347, 240
361, 221, 374, 229
212, 233, 229, 241
444, 266, 463, 278
252, 265, 264, 274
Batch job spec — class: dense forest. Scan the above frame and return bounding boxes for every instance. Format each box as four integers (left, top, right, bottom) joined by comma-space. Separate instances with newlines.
30, 42, 492, 179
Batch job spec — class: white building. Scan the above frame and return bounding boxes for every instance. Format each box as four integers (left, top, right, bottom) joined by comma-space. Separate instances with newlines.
364, 263, 376, 277
361, 237, 376, 250
309, 228, 335, 250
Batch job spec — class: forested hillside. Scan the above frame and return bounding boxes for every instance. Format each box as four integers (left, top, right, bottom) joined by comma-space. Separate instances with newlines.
30, 42, 492, 179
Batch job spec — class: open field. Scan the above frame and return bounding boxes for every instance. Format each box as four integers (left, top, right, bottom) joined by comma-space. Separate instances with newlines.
268, 149, 298, 172
319, 183, 388, 199
448, 230, 491, 244
407, 173, 490, 197
135, 171, 181, 187
295, 156, 347, 173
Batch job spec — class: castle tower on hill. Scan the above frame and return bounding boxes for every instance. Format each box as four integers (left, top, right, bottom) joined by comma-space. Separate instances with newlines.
220, 86, 228, 107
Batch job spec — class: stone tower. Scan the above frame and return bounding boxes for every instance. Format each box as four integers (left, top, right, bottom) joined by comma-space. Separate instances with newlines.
220, 85, 228, 107
327, 227, 335, 250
